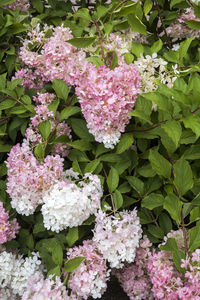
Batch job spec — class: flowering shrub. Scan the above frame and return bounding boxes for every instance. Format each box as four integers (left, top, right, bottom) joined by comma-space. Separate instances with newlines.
1, 0, 200, 299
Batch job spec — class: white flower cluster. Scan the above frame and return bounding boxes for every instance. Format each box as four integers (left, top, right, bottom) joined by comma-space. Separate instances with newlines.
135, 53, 178, 93
93, 209, 142, 268
42, 170, 103, 232
0, 251, 42, 297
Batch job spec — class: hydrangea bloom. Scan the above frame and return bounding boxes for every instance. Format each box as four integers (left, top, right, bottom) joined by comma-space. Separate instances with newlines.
7, 0, 30, 11
66, 240, 110, 299
0, 201, 20, 244
25, 93, 72, 157
113, 237, 153, 300
0, 251, 42, 297
19, 25, 89, 86
22, 274, 71, 300
6, 140, 64, 215
76, 63, 140, 148
0, 287, 20, 300
42, 170, 103, 232
135, 53, 178, 93
93, 209, 142, 268
166, 8, 200, 41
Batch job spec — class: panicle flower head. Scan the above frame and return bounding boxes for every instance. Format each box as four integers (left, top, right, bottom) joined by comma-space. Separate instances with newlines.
20, 25, 89, 86
0, 251, 43, 297
6, 140, 64, 215
12, 68, 45, 90
66, 240, 110, 299
7, 0, 30, 11
113, 237, 153, 300
93, 209, 142, 268
0, 201, 20, 245
41, 170, 103, 232
22, 274, 71, 300
76, 63, 140, 148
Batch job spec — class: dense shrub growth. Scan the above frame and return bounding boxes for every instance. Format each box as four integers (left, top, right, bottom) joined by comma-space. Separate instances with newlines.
1, 0, 200, 299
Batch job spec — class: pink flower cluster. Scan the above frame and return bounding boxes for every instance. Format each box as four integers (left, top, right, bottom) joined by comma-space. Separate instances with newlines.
7, 0, 30, 11
113, 237, 153, 300
25, 93, 72, 157
0, 201, 19, 245
22, 274, 76, 300
93, 209, 142, 268
166, 8, 200, 40
76, 63, 141, 148
19, 25, 88, 86
12, 68, 44, 90
66, 240, 110, 299
6, 139, 64, 215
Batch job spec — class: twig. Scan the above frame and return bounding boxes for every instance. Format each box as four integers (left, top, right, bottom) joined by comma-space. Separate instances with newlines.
93, 20, 105, 58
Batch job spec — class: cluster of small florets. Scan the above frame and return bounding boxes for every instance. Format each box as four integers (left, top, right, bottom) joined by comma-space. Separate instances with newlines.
0, 201, 20, 245
25, 92, 72, 157
135, 53, 178, 93
66, 240, 110, 299
41, 170, 103, 232
0, 251, 42, 297
12, 68, 44, 90
113, 237, 153, 300
166, 8, 200, 41
19, 25, 88, 86
6, 139, 64, 215
76, 63, 140, 148
93, 209, 142, 268
22, 274, 71, 300
6, 0, 30, 11
147, 230, 196, 300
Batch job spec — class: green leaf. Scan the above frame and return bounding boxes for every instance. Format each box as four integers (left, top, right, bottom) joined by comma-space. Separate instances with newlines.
84, 159, 100, 173
127, 176, 144, 195
183, 145, 200, 160
97, 5, 109, 18
144, 0, 153, 16
38, 120, 51, 140
151, 39, 163, 53
67, 37, 96, 48
66, 227, 79, 247
115, 2, 137, 16
127, 14, 148, 35
170, 0, 185, 8
113, 190, 123, 210
68, 140, 92, 151
48, 99, 59, 116
131, 42, 144, 58
142, 193, 164, 210
179, 37, 195, 63
107, 167, 119, 193
182, 115, 200, 138
52, 79, 69, 101
31, 0, 44, 13
0, 0, 16, 5
34, 144, 45, 160
64, 257, 85, 272
173, 250, 186, 273
185, 20, 200, 30
161, 120, 182, 149
75, 8, 91, 20
59, 106, 80, 121
148, 224, 164, 239
164, 194, 182, 224
158, 213, 172, 234
0, 99, 15, 110
160, 237, 179, 252
173, 158, 193, 196
189, 221, 200, 251
124, 53, 134, 64
149, 149, 171, 178
52, 244, 63, 266
116, 133, 134, 154
70, 118, 94, 141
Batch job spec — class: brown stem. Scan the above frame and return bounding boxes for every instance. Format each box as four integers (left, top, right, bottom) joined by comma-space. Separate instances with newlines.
94, 20, 105, 58
110, 0, 129, 19
181, 208, 188, 254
